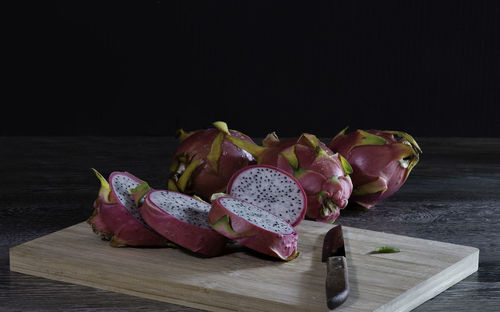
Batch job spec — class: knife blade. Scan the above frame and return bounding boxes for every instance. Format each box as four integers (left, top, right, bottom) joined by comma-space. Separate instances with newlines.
322, 225, 349, 310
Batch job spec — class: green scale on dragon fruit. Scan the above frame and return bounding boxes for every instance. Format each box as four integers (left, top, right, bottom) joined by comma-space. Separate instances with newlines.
213, 121, 353, 223
209, 196, 298, 261
139, 190, 227, 257
87, 169, 169, 247
226, 165, 307, 226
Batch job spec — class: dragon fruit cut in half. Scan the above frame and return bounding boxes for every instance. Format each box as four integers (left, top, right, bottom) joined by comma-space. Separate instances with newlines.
209, 196, 299, 261
87, 169, 169, 247
213, 121, 353, 223
226, 165, 307, 227
139, 190, 228, 257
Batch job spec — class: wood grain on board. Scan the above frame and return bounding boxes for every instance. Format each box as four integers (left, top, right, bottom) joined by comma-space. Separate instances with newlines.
10, 220, 478, 312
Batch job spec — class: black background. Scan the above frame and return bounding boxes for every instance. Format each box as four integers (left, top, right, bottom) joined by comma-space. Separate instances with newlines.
4, 1, 500, 137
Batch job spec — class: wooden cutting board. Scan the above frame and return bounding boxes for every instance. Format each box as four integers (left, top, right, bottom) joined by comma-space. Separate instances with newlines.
10, 220, 478, 312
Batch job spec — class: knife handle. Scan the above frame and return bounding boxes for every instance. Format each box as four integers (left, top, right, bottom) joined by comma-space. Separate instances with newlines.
326, 256, 349, 310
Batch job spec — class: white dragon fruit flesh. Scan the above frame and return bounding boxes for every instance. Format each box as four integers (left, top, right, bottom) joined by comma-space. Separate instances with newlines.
226, 165, 307, 227
209, 196, 299, 261
213, 121, 353, 223
87, 169, 168, 247
140, 189, 227, 257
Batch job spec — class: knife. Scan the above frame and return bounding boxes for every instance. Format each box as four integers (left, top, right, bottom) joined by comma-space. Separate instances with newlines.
322, 225, 349, 310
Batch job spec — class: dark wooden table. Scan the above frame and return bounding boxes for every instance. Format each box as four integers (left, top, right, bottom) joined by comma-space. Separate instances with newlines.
1, 137, 499, 311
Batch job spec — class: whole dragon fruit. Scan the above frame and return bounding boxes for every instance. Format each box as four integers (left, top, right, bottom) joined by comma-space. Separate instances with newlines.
87, 169, 169, 247
168, 122, 256, 201
209, 196, 299, 261
214, 122, 353, 223
328, 128, 422, 209
140, 189, 227, 257
226, 165, 307, 227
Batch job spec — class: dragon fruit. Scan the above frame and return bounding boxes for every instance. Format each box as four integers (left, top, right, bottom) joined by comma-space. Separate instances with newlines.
87, 169, 169, 247
226, 165, 307, 226
140, 189, 227, 257
168, 122, 256, 201
328, 128, 422, 209
214, 123, 353, 223
209, 196, 298, 261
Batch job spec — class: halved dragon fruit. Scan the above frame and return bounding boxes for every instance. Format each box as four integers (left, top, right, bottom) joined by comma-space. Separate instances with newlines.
209, 196, 299, 261
226, 165, 307, 227
87, 169, 168, 247
213, 121, 353, 223
140, 190, 227, 257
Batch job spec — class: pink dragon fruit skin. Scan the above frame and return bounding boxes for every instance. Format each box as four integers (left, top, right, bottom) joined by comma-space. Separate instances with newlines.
209, 196, 299, 261
140, 190, 227, 257
88, 169, 169, 247
214, 123, 353, 224
328, 128, 422, 209
168, 122, 256, 201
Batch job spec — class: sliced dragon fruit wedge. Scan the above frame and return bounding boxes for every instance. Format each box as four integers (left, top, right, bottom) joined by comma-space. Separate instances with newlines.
209, 196, 299, 261
140, 190, 227, 257
87, 169, 169, 247
227, 165, 307, 226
